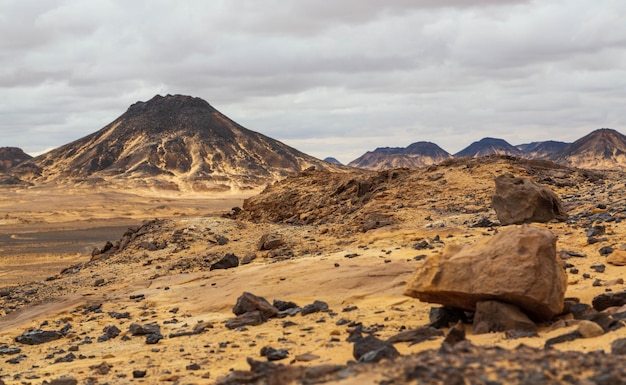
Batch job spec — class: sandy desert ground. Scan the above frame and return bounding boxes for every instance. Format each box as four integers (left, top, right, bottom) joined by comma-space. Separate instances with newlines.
1, 157, 626, 384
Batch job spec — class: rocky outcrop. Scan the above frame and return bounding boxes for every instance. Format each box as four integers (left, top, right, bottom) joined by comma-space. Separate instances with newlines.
0, 147, 32, 172
403, 225, 567, 321
492, 173, 567, 225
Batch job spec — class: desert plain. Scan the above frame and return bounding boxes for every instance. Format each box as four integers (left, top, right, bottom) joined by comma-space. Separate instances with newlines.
2, 156, 626, 384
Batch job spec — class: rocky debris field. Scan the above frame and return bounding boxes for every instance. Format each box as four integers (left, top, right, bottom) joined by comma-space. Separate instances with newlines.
2, 156, 626, 384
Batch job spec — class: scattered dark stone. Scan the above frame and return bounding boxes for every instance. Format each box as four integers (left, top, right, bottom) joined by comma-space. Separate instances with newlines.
0, 346, 21, 355
216, 236, 229, 245
353, 334, 400, 363
59, 323, 72, 335
98, 325, 122, 342
413, 255, 427, 261
588, 237, 608, 245
592, 291, 626, 311
276, 307, 301, 318
583, 313, 619, 332
210, 253, 239, 271
129, 294, 145, 300
5, 354, 26, 364
587, 226, 606, 237
428, 307, 468, 329
258, 233, 284, 251
570, 303, 597, 319
441, 321, 466, 348
83, 303, 103, 314
90, 361, 113, 375
132, 370, 147, 378
129, 323, 161, 336
48, 376, 78, 385
559, 250, 587, 259
109, 311, 131, 319
472, 217, 498, 228
569, 268, 579, 274
611, 338, 626, 354
412, 240, 433, 250
582, 273, 591, 279
386, 326, 443, 345
225, 311, 265, 329
342, 305, 358, 312
544, 331, 582, 348
591, 264, 606, 273
186, 363, 201, 370
282, 321, 297, 328
54, 353, 76, 363
273, 299, 299, 312
233, 292, 278, 320
599, 246, 615, 256
93, 278, 105, 287
473, 301, 537, 334
15, 329, 63, 345
260, 346, 289, 361
301, 300, 329, 316
145, 333, 163, 345
344, 253, 359, 259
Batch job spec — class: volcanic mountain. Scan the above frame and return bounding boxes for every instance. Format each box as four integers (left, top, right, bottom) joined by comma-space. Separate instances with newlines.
0, 147, 32, 172
553, 128, 626, 170
348, 141, 451, 170
11, 95, 344, 191
516, 140, 570, 160
454, 137, 523, 158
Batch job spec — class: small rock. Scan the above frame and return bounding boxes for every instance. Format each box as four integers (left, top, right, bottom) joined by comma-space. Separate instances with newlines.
294, 353, 320, 362
590, 264, 606, 273
129, 323, 161, 336
225, 311, 265, 329
15, 329, 62, 345
386, 326, 443, 345
592, 291, 626, 311
611, 338, 626, 355
145, 333, 163, 344
607, 250, 626, 266
472, 300, 537, 334
233, 292, 278, 320
258, 233, 283, 250
578, 320, 605, 338
428, 307, 468, 329
210, 253, 239, 271
441, 321, 466, 347
260, 346, 289, 361
545, 331, 582, 348
54, 353, 76, 363
353, 335, 400, 363
133, 370, 147, 378
301, 300, 329, 315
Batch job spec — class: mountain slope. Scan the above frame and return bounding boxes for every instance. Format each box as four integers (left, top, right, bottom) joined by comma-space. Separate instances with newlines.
553, 128, 626, 170
348, 141, 451, 170
516, 141, 570, 160
11, 95, 344, 191
454, 137, 523, 158
0, 147, 32, 172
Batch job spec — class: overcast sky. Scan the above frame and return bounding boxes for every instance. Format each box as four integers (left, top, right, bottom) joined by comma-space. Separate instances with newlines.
2, 0, 626, 163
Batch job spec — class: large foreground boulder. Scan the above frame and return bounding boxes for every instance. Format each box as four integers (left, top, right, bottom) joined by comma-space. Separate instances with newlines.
403, 225, 567, 321
492, 173, 567, 225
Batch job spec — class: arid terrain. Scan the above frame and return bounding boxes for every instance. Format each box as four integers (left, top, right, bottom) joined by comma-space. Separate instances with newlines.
1, 156, 626, 384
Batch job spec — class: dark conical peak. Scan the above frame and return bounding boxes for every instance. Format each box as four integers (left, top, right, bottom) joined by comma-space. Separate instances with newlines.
127, 94, 215, 115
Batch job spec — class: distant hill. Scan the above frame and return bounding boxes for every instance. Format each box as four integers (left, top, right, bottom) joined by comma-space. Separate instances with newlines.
0, 147, 32, 172
553, 128, 626, 170
324, 157, 343, 165
454, 138, 523, 158
516, 141, 570, 160
10, 94, 345, 191
348, 141, 452, 170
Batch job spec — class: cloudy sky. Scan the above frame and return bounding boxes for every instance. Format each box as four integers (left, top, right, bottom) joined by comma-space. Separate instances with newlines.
2, 0, 626, 163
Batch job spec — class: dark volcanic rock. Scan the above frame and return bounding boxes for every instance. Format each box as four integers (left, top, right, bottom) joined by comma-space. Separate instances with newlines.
210, 253, 239, 270
258, 233, 284, 251
611, 338, 626, 355
492, 173, 567, 225
353, 334, 400, 363
232, 292, 278, 320
387, 326, 444, 345
225, 311, 265, 329
441, 321, 466, 348
592, 291, 626, 311
15, 329, 63, 345
301, 300, 329, 315
48, 376, 78, 385
472, 300, 537, 335
428, 307, 468, 329
260, 346, 289, 361
0, 147, 32, 171
129, 323, 161, 336
545, 331, 582, 348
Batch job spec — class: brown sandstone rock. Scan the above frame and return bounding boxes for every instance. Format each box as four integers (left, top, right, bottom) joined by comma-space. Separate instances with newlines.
472, 301, 537, 335
403, 225, 567, 321
607, 250, 626, 266
258, 233, 284, 251
492, 173, 567, 225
